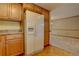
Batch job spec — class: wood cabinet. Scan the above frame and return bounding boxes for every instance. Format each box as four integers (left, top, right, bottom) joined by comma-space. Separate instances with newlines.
6, 34, 24, 56
0, 4, 9, 19
0, 3, 23, 21
0, 35, 5, 56
9, 4, 23, 21
0, 34, 24, 56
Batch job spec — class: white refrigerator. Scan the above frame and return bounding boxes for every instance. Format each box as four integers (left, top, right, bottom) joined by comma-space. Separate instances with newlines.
24, 10, 44, 55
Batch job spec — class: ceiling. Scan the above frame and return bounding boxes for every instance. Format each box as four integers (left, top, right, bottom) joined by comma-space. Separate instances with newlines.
35, 3, 61, 11
35, 3, 79, 11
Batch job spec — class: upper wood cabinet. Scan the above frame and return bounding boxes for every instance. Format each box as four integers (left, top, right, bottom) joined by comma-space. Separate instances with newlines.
0, 3, 23, 21
0, 4, 9, 19
9, 4, 23, 21
0, 35, 5, 56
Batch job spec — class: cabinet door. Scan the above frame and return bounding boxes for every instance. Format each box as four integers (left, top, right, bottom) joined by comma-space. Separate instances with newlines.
0, 35, 5, 56
9, 4, 23, 21
6, 34, 24, 56
0, 4, 9, 19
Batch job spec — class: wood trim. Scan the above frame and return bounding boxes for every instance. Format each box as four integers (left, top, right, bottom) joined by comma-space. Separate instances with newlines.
44, 44, 50, 47
33, 3, 49, 12
17, 52, 24, 56
20, 4, 25, 56
23, 3, 49, 14
21, 4, 26, 55
0, 18, 21, 22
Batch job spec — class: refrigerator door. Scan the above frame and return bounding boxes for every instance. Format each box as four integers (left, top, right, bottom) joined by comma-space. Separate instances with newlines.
25, 10, 36, 55
34, 14, 44, 53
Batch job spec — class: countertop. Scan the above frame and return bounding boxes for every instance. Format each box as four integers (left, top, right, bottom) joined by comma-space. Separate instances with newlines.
0, 30, 23, 35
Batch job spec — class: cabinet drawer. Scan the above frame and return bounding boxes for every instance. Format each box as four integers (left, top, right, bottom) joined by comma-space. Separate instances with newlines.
6, 34, 23, 40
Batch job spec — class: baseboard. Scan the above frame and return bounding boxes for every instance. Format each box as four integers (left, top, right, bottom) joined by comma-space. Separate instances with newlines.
44, 44, 50, 47
17, 52, 24, 56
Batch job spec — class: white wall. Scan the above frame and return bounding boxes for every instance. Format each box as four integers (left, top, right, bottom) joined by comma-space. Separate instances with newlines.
50, 4, 79, 20
50, 4, 79, 55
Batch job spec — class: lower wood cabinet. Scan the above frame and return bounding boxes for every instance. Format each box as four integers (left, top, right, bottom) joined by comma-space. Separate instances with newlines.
0, 34, 24, 56
6, 34, 24, 56
0, 35, 5, 56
